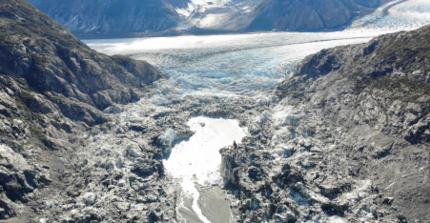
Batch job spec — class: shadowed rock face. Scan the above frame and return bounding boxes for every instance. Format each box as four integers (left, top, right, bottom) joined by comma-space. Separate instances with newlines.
167, 0, 191, 8
247, 0, 381, 31
354, 0, 379, 7
1, 0, 429, 222
26, 0, 386, 36
26, 0, 180, 35
275, 25, 430, 144
0, 0, 164, 125
0, 1, 169, 221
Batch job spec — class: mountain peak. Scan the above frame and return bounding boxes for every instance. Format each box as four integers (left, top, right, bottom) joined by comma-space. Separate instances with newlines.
26, 0, 386, 38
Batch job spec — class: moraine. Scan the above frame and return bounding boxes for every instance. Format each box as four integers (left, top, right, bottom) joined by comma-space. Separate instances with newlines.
80, 0, 430, 222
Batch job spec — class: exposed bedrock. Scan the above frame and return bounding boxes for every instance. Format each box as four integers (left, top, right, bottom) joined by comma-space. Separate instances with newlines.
26, 0, 180, 35
1, 0, 429, 222
0, 1, 169, 222
245, 0, 380, 32
26, 0, 388, 37
220, 25, 430, 222
0, 0, 164, 126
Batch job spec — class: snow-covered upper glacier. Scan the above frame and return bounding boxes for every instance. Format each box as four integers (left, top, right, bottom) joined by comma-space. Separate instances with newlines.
86, 0, 430, 103
174, 0, 265, 30
349, 0, 430, 32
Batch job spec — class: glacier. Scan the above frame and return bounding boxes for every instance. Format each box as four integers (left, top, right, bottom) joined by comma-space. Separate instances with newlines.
84, 0, 430, 101
164, 117, 247, 223
82, 0, 430, 222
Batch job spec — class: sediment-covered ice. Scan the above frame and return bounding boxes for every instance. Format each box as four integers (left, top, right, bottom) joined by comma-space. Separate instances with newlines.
80, 1, 430, 222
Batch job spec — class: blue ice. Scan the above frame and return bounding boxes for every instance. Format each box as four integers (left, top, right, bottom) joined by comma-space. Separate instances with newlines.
84, 0, 430, 102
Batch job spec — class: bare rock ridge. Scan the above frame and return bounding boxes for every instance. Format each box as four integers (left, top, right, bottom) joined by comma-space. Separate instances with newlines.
1, 0, 429, 222
275, 24, 430, 144
25, 0, 384, 37
25, 0, 180, 36
0, 0, 164, 125
221, 25, 430, 222
0, 1, 165, 220
247, 0, 380, 31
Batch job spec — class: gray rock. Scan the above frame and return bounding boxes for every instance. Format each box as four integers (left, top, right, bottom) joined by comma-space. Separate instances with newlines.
26, 0, 391, 37
27, 0, 180, 35
247, 0, 380, 31
220, 24, 430, 223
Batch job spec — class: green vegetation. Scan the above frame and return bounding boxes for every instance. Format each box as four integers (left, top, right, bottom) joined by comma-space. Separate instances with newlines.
18, 89, 34, 106
349, 26, 430, 118
377, 29, 430, 69
59, 66, 73, 76
111, 54, 136, 67
370, 76, 430, 102
30, 54, 47, 71
56, 44, 73, 58
0, 0, 84, 50
0, 74, 50, 149
0, 33, 16, 50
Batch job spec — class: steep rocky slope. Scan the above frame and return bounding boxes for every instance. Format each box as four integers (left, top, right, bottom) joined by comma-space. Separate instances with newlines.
26, 0, 180, 35
0, 0, 168, 221
220, 25, 430, 222
247, 0, 380, 31
26, 0, 388, 36
2, 0, 429, 222
0, 0, 164, 125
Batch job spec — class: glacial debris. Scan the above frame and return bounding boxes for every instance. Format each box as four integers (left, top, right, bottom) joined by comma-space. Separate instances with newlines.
0, 0, 167, 221
221, 25, 430, 222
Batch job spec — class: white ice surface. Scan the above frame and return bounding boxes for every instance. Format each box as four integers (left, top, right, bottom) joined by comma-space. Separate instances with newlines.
348, 0, 430, 33
82, 1, 430, 221
84, 0, 430, 101
163, 117, 247, 223
85, 33, 372, 99
174, 0, 264, 30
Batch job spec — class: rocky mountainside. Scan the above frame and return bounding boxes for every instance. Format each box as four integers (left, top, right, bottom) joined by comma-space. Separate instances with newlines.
220, 25, 430, 222
247, 0, 380, 31
26, 0, 180, 36
1, 0, 429, 222
26, 0, 387, 37
0, 0, 168, 221
0, 0, 164, 124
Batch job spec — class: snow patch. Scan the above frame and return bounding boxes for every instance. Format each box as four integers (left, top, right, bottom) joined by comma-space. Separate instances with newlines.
164, 117, 247, 222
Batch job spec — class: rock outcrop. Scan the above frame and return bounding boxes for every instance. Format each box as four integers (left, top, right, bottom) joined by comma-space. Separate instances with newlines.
0, 0, 164, 125
26, 0, 389, 36
2, 0, 429, 222
26, 0, 180, 35
275, 24, 430, 144
0, 1, 168, 221
247, 0, 380, 31
220, 25, 430, 222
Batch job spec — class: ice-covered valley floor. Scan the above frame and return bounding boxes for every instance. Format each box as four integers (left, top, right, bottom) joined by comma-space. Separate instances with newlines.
164, 117, 247, 222
80, 0, 430, 222
85, 0, 430, 99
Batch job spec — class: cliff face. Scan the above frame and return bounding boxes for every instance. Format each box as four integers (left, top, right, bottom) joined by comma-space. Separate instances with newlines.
26, 0, 180, 35
26, 0, 387, 36
247, 0, 380, 31
2, 0, 429, 222
275, 25, 430, 144
0, 0, 164, 125
0, 0, 168, 221
220, 25, 430, 222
